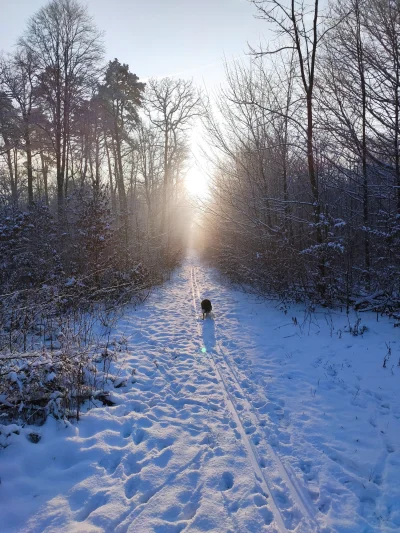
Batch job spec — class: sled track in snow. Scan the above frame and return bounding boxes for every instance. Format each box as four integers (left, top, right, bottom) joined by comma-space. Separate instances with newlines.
190, 266, 321, 533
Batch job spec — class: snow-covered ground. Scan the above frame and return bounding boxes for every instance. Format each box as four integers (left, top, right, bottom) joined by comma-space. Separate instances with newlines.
1, 254, 399, 533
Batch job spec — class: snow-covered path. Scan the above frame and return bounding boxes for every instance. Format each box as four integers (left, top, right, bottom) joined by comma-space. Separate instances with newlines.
1, 255, 400, 532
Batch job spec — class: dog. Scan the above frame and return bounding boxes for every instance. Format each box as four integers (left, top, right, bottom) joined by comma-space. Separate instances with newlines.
201, 299, 212, 319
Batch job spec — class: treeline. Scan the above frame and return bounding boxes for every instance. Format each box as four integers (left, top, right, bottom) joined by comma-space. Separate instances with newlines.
203, 0, 400, 312
0, 0, 200, 423
0, 0, 202, 338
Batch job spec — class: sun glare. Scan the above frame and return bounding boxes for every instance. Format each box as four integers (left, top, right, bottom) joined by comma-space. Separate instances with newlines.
185, 165, 210, 200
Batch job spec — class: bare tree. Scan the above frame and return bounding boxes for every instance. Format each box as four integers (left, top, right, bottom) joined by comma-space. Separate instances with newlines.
363, 0, 400, 213
250, 0, 323, 241
321, 0, 371, 276
145, 77, 202, 241
137, 122, 163, 241
20, 0, 103, 214
0, 48, 40, 205
98, 59, 145, 217
0, 91, 20, 202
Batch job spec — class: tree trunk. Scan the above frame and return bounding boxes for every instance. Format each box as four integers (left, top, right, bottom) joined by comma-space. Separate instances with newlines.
24, 127, 34, 206
114, 125, 127, 214
40, 152, 49, 206
5, 146, 18, 203
105, 135, 117, 214
161, 129, 169, 236
355, 0, 370, 275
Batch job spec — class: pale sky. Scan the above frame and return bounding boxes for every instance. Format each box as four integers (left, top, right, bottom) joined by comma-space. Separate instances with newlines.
0, 0, 268, 90
0, 0, 271, 198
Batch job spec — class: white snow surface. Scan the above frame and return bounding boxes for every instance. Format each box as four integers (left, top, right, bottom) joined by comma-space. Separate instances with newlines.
1, 254, 400, 533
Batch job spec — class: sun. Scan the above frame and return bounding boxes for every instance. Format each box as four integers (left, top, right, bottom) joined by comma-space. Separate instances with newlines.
185, 164, 210, 199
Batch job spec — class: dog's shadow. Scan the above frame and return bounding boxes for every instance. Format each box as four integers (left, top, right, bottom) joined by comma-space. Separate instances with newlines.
202, 316, 216, 352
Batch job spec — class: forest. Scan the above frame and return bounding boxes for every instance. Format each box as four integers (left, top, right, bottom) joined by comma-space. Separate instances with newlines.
0, 0, 399, 422
1, 2, 400, 532
0, 0, 202, 422
203, 0, 400, 311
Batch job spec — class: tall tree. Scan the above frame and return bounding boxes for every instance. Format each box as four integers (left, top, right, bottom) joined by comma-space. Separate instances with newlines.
250, 0, 324, 249
363, 0, 400, 213
146, 77, 202, 240
0, 91, 20, 202
136, 122, 163, 240
0, 49, 39, 205
98, 59, 145, 216
322, 0, 371, 275
20, 0, 103, 214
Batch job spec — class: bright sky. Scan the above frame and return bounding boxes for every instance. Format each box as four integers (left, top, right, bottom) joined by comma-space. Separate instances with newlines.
0, 0, 267, 87
0, 0, 269, 197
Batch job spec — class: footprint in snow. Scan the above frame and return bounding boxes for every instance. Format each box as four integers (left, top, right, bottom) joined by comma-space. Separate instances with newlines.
153, 521, 186, 533
253, 494, 267, 507
273, 489, 290, 508
318, 497, 331, 514
124, 474, 141, 499
75, 490, 109, 521
299, 460, 316, 481
259, 507, 274, 525
130, 400, 147, 413
133, 428, 146, 445
154, 448, 173, 468
229, 501, 239, 513
386, 443, 395, 454
219, 471, 234, 491
186, 469, 201, 486
136, 416, 153, 428
180, 499, 200, 521
161, 504, 182, 522
177, 490, 192, 504
98, 450, 123, 475
157, 436, 175, 450
121, 423, 132, 438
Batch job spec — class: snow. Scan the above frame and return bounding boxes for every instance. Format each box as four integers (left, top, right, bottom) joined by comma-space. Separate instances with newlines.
0, 254, 399, 532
